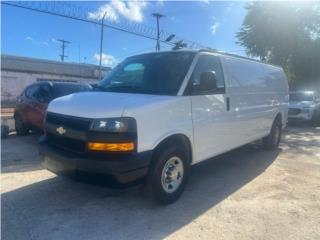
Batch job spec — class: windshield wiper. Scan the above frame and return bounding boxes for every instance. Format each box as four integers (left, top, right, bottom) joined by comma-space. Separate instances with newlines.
91, 84, 107, 91
91, 84, 138, 92
96, 84, 164, 95
106, 85, 141, 90
103, 85, 147, 93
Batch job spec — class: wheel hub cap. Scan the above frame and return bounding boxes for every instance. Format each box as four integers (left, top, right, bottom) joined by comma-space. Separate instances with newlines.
161, 156, 184, 193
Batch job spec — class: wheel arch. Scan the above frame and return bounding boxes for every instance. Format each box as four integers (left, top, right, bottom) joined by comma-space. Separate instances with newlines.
13, 110, 23, 121
152, 133, 193, 164
13, 110, 19, 119
275, 112, 283, 127
266, 112, 283, 136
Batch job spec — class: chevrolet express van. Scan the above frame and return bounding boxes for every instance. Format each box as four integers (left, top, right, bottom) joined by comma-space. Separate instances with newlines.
39, 50, 289, 204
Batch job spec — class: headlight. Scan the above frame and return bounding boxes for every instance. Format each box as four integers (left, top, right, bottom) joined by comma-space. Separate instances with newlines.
90, 117, 136, 132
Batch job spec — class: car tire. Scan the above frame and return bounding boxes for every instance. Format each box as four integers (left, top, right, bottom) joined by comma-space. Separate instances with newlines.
1, 125, 9, 139
262, 117, 282, 150
146, 145, 190, 205
14, 114, 29, 136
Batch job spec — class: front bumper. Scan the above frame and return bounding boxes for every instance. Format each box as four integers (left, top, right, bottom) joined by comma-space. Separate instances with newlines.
288, 112, 313, 121
39, 138, 152, 183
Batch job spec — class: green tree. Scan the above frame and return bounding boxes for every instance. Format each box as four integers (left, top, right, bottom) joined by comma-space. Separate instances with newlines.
237, 2, 320, 88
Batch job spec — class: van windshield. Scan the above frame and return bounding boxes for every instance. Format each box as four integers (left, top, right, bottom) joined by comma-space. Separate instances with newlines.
98, 52, 195, 95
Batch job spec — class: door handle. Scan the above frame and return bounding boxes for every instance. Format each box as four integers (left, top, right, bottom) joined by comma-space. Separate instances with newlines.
226, 97, 230, 111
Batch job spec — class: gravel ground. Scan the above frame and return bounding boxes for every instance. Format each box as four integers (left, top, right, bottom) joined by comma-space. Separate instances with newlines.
1, 127, 320, 240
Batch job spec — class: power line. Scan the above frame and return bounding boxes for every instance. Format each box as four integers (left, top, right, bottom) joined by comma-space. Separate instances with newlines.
2, 1, 207, 50
57, 39, 70, 62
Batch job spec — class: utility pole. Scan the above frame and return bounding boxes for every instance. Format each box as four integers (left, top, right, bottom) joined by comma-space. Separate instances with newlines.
152, 13, 165, 51
57, 39, 70, 62
99, 12, 107, 80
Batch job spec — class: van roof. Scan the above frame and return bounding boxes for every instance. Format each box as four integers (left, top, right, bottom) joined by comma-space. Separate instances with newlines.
132, 49, 282, 69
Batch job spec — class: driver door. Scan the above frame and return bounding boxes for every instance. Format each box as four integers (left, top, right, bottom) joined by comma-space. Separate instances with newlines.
188, 54, 232, 163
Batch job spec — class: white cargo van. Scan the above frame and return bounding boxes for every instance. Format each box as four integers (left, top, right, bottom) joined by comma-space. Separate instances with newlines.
39, 50, 289, 204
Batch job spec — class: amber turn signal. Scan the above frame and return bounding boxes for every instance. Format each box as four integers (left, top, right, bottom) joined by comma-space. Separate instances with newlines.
87, 142, 135, 152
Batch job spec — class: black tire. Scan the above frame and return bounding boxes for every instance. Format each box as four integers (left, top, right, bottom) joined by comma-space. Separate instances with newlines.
1, 125, 9, 139
262, 117, 282, 150
146, 144, 190, 205
14, 114, 29, 136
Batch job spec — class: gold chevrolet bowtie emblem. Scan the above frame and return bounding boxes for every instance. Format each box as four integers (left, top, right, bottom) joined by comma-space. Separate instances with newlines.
56, 126, 66, 135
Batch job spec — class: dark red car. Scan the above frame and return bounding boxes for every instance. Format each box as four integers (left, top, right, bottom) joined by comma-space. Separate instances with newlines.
14, 81, 92, 135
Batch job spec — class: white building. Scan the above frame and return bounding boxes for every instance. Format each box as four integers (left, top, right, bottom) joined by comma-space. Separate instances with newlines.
1, 54, 110, 106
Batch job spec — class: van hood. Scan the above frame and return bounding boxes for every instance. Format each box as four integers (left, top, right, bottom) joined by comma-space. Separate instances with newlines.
47, 91, 171, 118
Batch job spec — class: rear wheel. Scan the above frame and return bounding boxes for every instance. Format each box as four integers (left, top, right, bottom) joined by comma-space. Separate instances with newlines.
262, 117, 282, 150
147, 145, 189, 205
14, 114, 29, 136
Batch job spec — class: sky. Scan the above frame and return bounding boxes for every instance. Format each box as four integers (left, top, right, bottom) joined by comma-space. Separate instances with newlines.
1, 1, 247, 67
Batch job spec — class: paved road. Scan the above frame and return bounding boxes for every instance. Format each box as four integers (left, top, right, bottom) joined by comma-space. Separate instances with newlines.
1, 127, 320, 240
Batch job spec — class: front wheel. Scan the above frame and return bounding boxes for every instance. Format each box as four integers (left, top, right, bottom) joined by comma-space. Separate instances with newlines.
147, 145, 189, 205
262, 117, 282, 150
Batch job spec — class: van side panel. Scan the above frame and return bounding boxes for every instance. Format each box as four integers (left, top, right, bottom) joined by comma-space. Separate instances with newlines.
277, 70, 289, 128
260, 63, 289, 129
220, 56, 288, 147
122, 96, 193, 154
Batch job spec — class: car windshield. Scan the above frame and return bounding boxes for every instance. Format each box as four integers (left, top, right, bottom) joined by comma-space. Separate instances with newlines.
290, 93, 314, 102
98, 52, 195, 95
53, 84, 90, 98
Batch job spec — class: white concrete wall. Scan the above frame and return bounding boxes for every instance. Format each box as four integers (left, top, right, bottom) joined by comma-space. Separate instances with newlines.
1, 70, 98, 103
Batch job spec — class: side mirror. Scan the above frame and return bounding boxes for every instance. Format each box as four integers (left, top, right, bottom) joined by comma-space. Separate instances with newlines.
193, 71, 218, 93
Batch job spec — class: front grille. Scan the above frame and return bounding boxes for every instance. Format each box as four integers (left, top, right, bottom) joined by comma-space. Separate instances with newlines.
45, 113, 91, 153
46, 112, 92, 131
47, 133, 86, 153
288, 108, 301, 115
